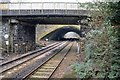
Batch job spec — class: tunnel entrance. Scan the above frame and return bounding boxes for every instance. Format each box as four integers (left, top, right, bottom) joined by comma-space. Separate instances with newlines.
63, 32, 80, 41
40, 26, 82, 41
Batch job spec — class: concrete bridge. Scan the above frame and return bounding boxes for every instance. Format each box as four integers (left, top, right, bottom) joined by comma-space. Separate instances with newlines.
1, 2, 89, 24
0, 2, 90, 54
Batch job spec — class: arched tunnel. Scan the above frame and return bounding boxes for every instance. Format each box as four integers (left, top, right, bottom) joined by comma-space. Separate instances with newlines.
41, 26, 83, 41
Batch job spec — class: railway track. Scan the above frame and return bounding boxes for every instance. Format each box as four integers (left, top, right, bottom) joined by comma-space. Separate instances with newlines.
1, 42, 58, 65
23, 42, 73, 80
1, 42, 60, 73
0, 41, 67, 79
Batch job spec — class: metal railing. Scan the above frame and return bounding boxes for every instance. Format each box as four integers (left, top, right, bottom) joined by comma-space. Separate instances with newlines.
0, 2, 88, 16
0, 2, 86, 10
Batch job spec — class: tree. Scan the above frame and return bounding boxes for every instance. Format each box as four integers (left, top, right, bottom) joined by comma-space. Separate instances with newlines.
108, 2, 120, 78
73, 1, 120, 79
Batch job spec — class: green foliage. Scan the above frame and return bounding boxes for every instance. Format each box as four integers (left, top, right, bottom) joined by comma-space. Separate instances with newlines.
107, 2, 120, 79
108, 27, 120, 78
72, 62, 93, 78
73, 1, 120, 79
73, 26, 112, 78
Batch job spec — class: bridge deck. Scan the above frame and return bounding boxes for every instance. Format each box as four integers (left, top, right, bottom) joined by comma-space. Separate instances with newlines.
0, 2, 89, 16
1, 9, 88, 16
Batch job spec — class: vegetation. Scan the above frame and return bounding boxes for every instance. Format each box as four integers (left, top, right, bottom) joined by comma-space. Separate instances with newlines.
73, 1, 120, 79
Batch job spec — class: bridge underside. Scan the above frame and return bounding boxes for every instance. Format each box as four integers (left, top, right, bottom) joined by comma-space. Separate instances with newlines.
1, 12, 89, 54
3, 15, 88, 25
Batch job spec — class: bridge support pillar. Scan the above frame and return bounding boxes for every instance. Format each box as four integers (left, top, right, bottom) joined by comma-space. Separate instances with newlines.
1, 19, 10, 54
0, 20, 3, 56
1, 19, 36, 54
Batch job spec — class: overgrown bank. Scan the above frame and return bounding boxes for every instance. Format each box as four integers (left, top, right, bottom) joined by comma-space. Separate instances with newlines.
73, 1, 120, 79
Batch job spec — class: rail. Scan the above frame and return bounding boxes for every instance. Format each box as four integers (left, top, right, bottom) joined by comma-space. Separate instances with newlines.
0, 42, 61, 73
1, 41, 68, 79
24, 42, 73, 79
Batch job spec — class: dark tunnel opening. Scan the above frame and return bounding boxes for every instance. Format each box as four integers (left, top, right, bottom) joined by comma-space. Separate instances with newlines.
41, 26, 82, 41
63, 32, 80, 41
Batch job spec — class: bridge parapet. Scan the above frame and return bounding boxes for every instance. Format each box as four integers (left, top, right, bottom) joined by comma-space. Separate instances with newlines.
0, 2, 87, 10
0, 2, 89, 16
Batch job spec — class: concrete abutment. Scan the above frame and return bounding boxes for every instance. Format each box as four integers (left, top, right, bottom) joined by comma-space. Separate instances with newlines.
1, 19, 36, 54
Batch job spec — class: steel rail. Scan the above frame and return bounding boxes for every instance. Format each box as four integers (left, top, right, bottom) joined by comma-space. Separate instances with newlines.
1, 42, 58, 66
0, 42, 62, 73
48, 42, 74, 79
23, 42, 73, 80
1, 41, 67, 79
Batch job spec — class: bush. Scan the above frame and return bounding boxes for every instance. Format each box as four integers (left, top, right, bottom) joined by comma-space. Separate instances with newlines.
73, 1, 120, 79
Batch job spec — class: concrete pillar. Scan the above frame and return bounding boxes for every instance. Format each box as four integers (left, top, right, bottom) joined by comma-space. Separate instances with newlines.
1, 19, 36, 54
0, 19, 3, 58
1, 19, 10, 54
10, 20, 36, 54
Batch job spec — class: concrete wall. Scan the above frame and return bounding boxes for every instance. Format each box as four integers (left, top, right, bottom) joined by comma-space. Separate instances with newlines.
13, 23, 36, 54
1, 19, 36, 54
1, 19, 10, 53
0, 21, 2, 55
